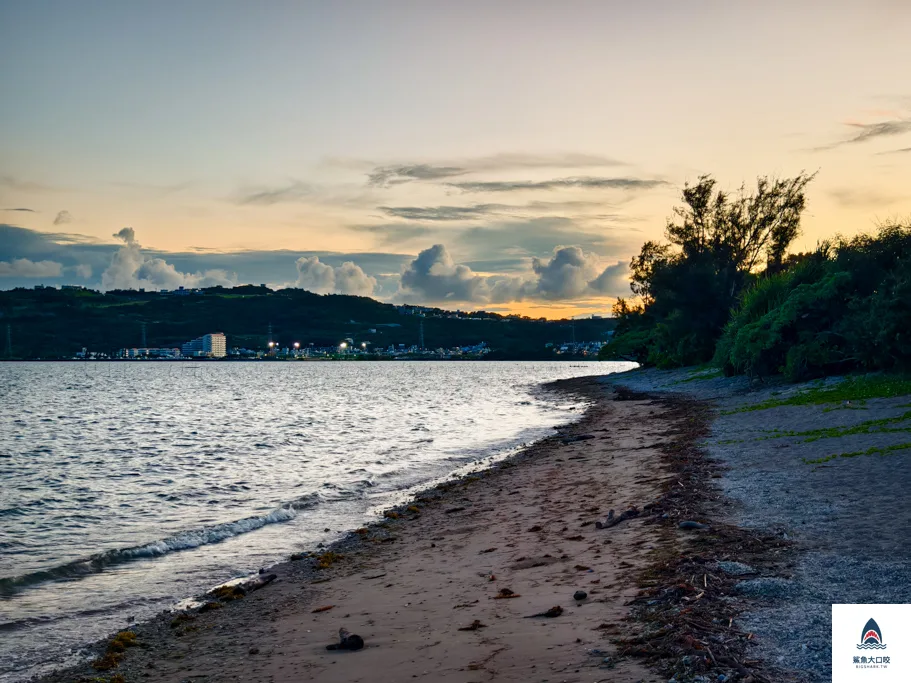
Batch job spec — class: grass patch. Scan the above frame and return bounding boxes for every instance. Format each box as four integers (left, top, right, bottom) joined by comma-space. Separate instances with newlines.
726, 375, 911, 413
803, 441, 911, 464
673, 368, 725, 384
761, 410, 911, 443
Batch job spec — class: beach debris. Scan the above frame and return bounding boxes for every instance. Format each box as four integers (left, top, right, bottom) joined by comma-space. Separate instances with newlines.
458, 619, 488, 631
492, 588, 521, 599
289, 552, 307, 561
198, 601, 223, 613
480, 547, 497, 554
715, 561, 757, 576
525, 605, 564, 618
315, 551, 343, 569
573, 590, 588, 601
528, 524, 543, 532
91, 631, 138, 671
445, 506, 466, 514
249, 647, 260, 655
243, 572, 277, 591
170, 612, 196, 628
326, 627, 365, 651
209, 584, 246, 601
383, 510, 400, 519
678, 520, 709, 530
364, 573, 387, 580
574, 564, 591, 571
596, 507, 639, 529
312, 605, 335, 613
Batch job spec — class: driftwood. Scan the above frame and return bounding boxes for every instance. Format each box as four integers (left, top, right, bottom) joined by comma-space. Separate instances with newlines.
240, 573, 277, 592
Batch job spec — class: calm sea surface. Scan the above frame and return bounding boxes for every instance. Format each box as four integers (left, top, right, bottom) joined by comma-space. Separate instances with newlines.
0, 360, 633, 680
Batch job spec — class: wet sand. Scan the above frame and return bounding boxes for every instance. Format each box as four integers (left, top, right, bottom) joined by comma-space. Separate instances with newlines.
39, 377, 685, 683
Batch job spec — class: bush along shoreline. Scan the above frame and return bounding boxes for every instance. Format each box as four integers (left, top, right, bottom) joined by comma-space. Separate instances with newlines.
601, 171, 911, 382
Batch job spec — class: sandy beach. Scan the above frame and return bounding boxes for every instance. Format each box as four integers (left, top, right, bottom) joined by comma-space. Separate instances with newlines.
37, 377, 694, 683
37, 368, 911, 683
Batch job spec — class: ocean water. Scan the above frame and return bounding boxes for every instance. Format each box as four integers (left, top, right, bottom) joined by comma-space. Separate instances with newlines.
0, 360, 633, 681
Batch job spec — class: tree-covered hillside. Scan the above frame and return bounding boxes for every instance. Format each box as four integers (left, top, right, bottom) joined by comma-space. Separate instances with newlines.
0, 286, 615, 359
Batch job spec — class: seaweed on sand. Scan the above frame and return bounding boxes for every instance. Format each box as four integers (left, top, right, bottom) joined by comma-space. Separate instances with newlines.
611, 387, 795, 683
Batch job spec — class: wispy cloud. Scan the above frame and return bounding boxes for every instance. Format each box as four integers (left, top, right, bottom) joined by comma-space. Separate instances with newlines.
447, 176, 667, 193
236, 180, 312, 205
379, 204, 505, 221
818, 117, 911, 151
367, 164, 466, 188
349, 224, 433, 246
0, 175, 58, 192
3, 207, 36, 212
364, 153, 625, 188
877, 146, 911, 155
53, 210, 73, 225
827, 187, 906, 208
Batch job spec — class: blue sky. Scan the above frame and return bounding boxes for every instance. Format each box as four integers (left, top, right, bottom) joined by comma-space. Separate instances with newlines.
2, 1, 910, 315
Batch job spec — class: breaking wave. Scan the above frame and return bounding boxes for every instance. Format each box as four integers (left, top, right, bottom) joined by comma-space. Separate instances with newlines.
0, 506, 296, 597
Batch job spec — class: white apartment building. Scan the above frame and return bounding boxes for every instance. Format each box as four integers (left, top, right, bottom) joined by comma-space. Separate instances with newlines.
181, 332, 227, 358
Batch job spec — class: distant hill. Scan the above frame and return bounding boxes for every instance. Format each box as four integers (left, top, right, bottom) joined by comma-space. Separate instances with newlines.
0, 286, 615, 360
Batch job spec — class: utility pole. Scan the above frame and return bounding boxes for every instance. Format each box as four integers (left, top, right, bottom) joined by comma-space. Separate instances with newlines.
571, 320, 576, 345
419, 319, 425, 350
140, 322, 147, 348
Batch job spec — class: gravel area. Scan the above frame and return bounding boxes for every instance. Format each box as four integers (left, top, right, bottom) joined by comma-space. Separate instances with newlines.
607, 367, 911, 682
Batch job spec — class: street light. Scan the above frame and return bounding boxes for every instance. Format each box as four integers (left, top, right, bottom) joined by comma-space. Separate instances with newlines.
293, 342, 300, 349
339, 342, 347, 351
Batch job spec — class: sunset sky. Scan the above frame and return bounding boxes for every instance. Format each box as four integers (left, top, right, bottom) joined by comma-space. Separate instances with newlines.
2, 1, 910, 317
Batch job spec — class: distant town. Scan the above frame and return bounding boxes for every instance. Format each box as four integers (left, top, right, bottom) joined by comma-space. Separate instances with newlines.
2, 284, 616, 361
104, 333, 607, 361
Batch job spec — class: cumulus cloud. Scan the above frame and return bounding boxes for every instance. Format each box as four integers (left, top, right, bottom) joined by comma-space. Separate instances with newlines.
447, 176, 667, 193
74, 264, 93, 278
101, 228, 236, 291
294, 256, 377, 296
397, 244, 629, 304
531, 247, 629, 300
400, 244, 491, 302
53, 210, 73, 225
0, 258, 64, 277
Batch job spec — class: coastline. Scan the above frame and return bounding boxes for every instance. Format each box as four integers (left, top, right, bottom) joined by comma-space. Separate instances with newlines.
33, 376, 680, 683
33, 367, 907, 683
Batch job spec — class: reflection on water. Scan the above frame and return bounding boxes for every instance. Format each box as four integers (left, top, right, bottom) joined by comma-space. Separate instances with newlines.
0, 360, 633, 681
